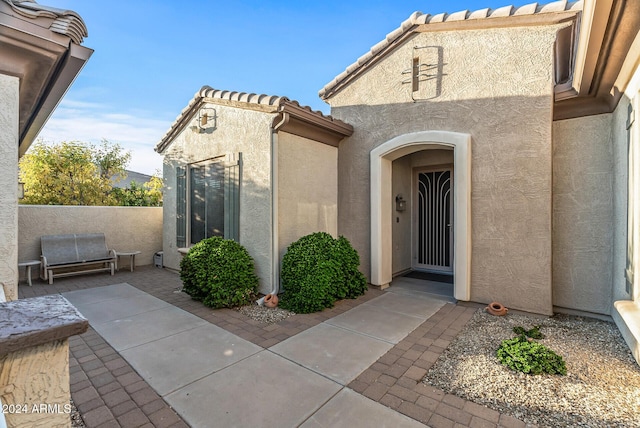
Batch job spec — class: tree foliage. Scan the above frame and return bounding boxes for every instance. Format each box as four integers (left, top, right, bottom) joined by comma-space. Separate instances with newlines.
111, 176, 163, 207
19, 140, 162, 206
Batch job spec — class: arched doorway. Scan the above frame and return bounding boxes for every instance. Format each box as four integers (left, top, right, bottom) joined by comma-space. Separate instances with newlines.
370, 131, 471, 301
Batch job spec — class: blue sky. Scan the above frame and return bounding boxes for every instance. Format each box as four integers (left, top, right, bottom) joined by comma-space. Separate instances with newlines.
40, 0, 532, 175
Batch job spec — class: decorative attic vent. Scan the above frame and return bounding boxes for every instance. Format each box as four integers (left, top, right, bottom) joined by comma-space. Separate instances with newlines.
401, 46, 445, 101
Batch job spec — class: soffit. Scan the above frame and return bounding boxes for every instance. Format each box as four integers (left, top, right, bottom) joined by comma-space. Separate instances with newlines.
555, 0, 640, 119
155, 86, 353, 153
319, 0, 583, 101
0, 0, 92, 154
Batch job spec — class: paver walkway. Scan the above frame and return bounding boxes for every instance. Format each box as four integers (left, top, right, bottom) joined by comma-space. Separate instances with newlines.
19, 267, 532, 427
62, 282, 444, 427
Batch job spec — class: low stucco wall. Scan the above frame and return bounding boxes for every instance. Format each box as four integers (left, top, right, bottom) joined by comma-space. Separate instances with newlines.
18, 206, 163, 276
278, 132, 338, 259
0, 74, 19, 301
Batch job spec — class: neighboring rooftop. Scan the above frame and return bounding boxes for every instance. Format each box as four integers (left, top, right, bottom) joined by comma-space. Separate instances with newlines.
155, 86, 353, 153
112, 170, 154, 189
319, 0, 583, 100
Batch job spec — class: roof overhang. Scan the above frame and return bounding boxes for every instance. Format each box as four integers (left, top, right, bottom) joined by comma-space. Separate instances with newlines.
554, 0, 640, 119
272, 101, 353, 147
155, 86, 353, 154
0, 0, 92, 155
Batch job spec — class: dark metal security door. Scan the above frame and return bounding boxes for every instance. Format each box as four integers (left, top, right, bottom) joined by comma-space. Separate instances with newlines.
415, 168, 453, 272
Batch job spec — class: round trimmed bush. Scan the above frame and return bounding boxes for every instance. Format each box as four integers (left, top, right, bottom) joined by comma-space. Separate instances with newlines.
279, 232, 367, 313
180, 237, 258, 308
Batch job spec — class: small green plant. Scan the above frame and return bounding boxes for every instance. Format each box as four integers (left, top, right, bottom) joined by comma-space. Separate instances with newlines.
279, 232, 367, 314
497, 327, 566, 375
180, 237, 258, 309
513, 325, 545, 339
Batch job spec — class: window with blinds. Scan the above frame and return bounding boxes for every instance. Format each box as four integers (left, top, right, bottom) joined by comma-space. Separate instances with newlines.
176, 155, 240, 247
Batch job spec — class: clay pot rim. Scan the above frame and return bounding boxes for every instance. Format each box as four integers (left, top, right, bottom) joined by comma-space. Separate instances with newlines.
486, 301, 507, 316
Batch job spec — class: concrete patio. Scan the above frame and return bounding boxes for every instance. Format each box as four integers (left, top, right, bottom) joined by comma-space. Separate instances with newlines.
19, 267, 529, 428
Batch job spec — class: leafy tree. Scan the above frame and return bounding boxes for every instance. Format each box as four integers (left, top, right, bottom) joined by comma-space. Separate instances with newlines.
19, 139, 163, 206
19, 141, 117, 205
111, 175, 163, 207
94, 139, 131, 184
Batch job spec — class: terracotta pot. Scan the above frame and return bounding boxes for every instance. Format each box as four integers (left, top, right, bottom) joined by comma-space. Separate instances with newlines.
264, 293, 279, 308
486, 301, 508, 316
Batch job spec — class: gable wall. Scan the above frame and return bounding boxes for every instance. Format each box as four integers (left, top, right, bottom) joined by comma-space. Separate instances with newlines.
161, 102, 274, 294
328, 24, 565, 314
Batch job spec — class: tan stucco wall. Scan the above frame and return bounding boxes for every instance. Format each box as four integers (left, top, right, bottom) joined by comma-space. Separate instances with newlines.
0, 74, 19, 301
0, 339, 71, 428
391, 149, 453, 274
277, 132, 338, 259
329, 25, 563, 314
611, 62, 640, 364
18, 206, 162, 275
161, 102, 274, 294
552, 114, 614, 314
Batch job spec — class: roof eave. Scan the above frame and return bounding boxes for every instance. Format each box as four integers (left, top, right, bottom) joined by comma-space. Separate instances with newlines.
554, 0, 640, 120
275, 101, 354, 147
156, 86, 352, 153
0, 1, 92, 155
19, 42, 93, 156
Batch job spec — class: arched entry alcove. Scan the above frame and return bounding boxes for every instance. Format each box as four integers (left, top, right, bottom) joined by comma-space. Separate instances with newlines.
370, 131, 471, 301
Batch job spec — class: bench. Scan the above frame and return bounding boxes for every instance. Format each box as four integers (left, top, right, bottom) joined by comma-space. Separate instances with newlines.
40, 233, 117, 284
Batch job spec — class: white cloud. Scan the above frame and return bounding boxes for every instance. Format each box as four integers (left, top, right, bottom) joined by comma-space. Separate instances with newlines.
38, 99, 171, 175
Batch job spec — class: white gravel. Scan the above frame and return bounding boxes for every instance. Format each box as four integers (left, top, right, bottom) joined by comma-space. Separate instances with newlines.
423, 309, 640, 428
235, 303, 295, 324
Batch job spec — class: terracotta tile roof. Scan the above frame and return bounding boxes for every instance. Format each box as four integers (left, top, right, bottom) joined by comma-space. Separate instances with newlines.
155, 86, 350, 153
1, 0, 88, 44
319, 0, 583, 100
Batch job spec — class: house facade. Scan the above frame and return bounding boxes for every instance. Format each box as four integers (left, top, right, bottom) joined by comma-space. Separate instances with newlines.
320, 0, 640, 362
158, 0, 640, 363
155, 87, 352, 295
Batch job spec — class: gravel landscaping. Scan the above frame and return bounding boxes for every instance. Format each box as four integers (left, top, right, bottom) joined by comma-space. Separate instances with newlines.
235, 302, 295, 324
423, 309, 640, 427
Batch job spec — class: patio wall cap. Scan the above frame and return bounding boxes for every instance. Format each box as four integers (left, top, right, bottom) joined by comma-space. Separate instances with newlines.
155, 85, 350, 153
0, 294, 89, 357
319, 0, 583, 100
1, 0, 89, 44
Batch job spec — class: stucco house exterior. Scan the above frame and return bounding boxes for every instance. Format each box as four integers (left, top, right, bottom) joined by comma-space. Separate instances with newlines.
320, 0, 640, 363
0, 0, 92, 301
155, 87, 353, 295
157, 0, 640, 363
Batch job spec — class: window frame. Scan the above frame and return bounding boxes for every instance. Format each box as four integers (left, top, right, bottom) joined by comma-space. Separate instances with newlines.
176, 154, 240, 248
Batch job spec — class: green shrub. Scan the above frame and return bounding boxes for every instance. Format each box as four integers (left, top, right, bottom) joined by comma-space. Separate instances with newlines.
513, 325, 545, 339
497, 335, 566, 375
180, 237, 258, 309
279, 232, 367, 313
